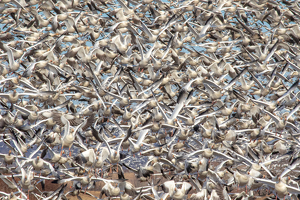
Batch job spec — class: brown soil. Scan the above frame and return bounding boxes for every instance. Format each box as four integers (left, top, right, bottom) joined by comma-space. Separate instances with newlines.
0, 172, 140, 200
0, 172, 272, 200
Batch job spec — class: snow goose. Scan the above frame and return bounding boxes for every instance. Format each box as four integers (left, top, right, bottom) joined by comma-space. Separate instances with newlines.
0, 150, 15, 165
61, 115, 84, 156
254, 177, 300, 199
19, 156, 56, 176
99, 126, 132, 172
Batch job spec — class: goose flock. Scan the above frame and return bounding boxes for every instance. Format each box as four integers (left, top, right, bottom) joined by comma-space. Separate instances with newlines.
1, 0, 300, 199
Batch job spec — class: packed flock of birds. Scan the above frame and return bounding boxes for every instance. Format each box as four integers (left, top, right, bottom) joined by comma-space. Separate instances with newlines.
1, 0, 300, 199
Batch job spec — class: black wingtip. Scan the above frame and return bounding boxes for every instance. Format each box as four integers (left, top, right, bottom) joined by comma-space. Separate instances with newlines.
51, 180, 59, 184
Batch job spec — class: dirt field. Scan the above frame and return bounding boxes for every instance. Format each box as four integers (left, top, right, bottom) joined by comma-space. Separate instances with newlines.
0, 172, 143, 200
0, 159, 287, 199
0, 171, 273, 200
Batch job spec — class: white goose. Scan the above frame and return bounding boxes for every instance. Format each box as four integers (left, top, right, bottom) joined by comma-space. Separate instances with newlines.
61, 115, 84, 156
254, 177, 300, 199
